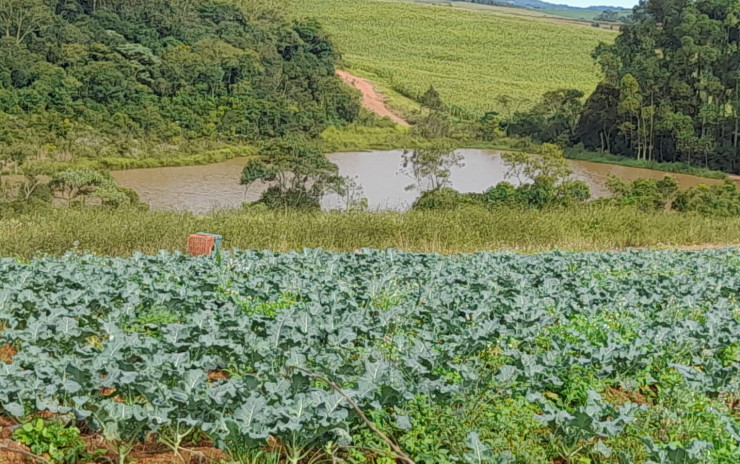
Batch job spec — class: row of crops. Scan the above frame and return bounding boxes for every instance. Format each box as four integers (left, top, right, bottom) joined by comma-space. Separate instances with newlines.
1, 249, 740, 463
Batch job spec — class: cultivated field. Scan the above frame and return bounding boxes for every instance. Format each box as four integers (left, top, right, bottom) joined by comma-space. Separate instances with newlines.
1, 249, 739, 462
291, 0, 617, 115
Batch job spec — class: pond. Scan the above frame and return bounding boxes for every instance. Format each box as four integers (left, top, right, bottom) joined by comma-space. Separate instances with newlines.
112, 149, 730, 213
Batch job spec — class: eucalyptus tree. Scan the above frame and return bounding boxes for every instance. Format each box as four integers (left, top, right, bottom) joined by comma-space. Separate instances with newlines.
578, 0, 740, 172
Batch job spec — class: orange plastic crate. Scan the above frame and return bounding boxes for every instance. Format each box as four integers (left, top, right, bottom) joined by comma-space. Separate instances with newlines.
188, 233, 216, 256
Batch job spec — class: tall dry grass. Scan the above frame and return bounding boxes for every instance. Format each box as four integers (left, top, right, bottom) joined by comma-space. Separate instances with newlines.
4, 205, 740, 258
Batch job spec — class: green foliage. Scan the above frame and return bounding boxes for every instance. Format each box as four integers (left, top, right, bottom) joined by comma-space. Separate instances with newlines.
673, 181, 740, 217
401, 142, 463, 192
458, 143, 594, 210
477, 181, 518, 205
502, 143, 572, 185
419, 86, 445, 112
577, 0, 740, 173
606, 175, 678, 211
564, 145, 728, 180
412, 187, 480, 210
319, 123, 422, 153
8, 204, 740, 257
506, 89, 585, 144
410, 111, 453, 139
241, 137, 343, 210
594, 10, 622, 22
45, 168, 145, 209
49, 169, 116, 202
475, 177, 592, 210
12, 419, 92, 464
257, 186, 322, 211
3, 248, 740, 462
556, 180, 591, 205
0, 0, 358, 166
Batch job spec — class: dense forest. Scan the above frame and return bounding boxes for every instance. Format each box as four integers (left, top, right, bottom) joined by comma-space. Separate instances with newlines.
576, 0, 740, 173
0, 0, 359, 161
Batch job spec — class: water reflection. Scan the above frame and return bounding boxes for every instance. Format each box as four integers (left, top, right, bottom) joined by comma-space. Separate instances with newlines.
112, 150, 731, 213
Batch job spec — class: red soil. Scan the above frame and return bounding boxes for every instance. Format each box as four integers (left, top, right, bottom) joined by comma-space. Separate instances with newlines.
336, 70, 410, 126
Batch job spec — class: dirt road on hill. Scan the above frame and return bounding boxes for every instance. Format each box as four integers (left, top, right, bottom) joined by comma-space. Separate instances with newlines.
336, 70, 410, 126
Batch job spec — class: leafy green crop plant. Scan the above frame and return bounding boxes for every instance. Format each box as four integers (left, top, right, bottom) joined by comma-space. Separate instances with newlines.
12, 419, 95, 464
0, 249, 739, 462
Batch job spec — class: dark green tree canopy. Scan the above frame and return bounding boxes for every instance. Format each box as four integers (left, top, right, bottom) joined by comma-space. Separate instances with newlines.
0, 0, 359, 149
241, 136, 343, 210
577, 0, 740, 173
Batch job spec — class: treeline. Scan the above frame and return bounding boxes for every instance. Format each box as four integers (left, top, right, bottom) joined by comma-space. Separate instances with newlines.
505, 0, 740, 174
0, 0, 359, 162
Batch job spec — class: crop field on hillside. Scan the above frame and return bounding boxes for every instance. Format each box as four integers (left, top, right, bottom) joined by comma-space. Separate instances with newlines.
291, 0, 616, 116
538, 9, 609, 21
1, 249, 739, 462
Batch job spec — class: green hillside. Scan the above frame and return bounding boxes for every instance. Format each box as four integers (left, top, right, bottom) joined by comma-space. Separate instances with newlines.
290, 0, 617, 116
0, 0, 359, 164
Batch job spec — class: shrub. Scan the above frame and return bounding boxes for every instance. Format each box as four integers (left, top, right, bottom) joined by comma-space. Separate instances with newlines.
478, 181, 519, 206
555, 180, 591, 205
606, 175, 678, 211
673, 180, 740, 216
411, 187, 481, 210
258, 186, 322, 211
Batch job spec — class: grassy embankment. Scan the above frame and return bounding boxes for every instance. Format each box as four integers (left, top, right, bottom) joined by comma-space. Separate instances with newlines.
15, 146, 258, 175
563, 147, 729, 179
5, 206, 740, 258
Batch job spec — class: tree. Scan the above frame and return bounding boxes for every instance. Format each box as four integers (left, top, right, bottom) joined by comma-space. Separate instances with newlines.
502, 143, 572, 186
495, 95, 523, 133
0, 0, 51, 44
477, 111, 499, 141
617, 74, 642, 157
49, 169, 115, 204
241, 137, 343, 210
400, 142, 463, 192
580, 0, 740, 173
0, 0, 359, 168
420, 86, 445, 112
575, 83, 619, 152
594, 10, 620, 22
337, 175, 367, 211
606, 175, 678, 211
412, 86, 451, 139
17, 164, 47, 201
504, 89, 584, 144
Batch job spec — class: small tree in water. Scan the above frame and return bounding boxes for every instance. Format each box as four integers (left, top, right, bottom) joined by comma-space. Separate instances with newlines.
338, 175, 368, 211
501, 143, 572, 185
241, 137, 344, 210
401, 142, 464, 192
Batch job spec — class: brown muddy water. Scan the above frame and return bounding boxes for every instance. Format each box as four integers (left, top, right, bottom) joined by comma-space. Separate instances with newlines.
112, 149, 731, 213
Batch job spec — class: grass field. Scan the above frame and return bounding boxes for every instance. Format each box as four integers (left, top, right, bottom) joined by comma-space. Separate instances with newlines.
291, 0, 617, 115
3, 205, 740, 258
